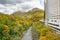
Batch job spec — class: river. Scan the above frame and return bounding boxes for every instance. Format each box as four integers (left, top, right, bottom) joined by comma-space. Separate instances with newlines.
21, 27, 32, 40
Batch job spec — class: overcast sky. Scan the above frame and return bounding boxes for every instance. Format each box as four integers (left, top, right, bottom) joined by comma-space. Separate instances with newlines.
0, 0, 44, 14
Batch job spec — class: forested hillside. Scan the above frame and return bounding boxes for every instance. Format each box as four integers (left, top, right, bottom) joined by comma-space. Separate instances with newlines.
0, 12, 32, 40
0, 8, 60, 40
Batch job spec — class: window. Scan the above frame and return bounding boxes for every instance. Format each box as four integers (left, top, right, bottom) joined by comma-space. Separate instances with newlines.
55, 20, 57, 22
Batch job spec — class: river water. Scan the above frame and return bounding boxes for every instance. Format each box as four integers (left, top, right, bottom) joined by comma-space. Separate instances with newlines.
21, 27, 32, 40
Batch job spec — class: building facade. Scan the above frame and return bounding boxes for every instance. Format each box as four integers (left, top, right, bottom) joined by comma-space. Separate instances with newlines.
45, 0, 60, 29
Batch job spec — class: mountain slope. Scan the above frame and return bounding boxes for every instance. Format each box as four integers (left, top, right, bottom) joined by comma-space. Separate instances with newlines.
12, 11, 26, 16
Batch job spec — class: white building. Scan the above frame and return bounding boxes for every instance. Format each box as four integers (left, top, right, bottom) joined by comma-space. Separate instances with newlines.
45, 0, 60, 29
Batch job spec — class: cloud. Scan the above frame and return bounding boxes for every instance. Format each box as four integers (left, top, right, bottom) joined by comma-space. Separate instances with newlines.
0, 0, 33, 4
0, 0, 20, 4
0, 0, 44, 14
19, 0, 44, 10
40, 0, 44, 7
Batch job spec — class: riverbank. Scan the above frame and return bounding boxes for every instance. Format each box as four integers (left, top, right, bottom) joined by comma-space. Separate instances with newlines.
31, 22, 60, 40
